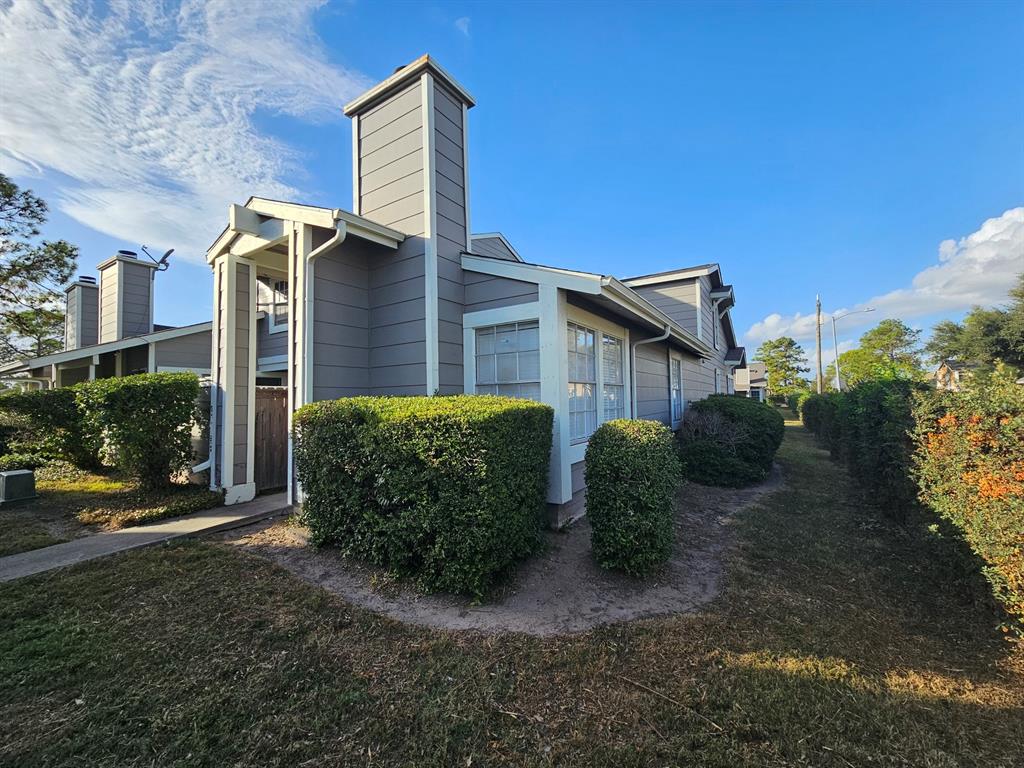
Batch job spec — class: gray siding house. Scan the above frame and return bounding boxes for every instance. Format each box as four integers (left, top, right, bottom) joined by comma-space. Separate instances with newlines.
0, 251, 288, 391
205, 55, 746, 521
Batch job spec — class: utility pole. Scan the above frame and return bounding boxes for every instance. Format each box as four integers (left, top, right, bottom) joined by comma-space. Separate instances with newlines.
815, 294, 823, 394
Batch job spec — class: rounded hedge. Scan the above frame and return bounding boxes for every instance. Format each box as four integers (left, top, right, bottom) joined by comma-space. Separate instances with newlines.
585, 419, 680, 576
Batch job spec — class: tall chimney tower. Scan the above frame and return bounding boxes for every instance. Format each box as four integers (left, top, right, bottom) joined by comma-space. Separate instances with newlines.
64, 276, 99, 350
96, 250, 158, 342
343, 55, 474, 395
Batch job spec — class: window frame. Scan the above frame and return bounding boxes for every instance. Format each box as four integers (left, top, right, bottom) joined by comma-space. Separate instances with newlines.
669, 351, 685, 427
258, 275, 289, 335
472, 319, 541, 401
564, 305, 631, 451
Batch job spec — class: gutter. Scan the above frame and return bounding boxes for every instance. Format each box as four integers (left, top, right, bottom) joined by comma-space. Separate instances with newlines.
301, 219, 347, 408
630, 326, 671, 419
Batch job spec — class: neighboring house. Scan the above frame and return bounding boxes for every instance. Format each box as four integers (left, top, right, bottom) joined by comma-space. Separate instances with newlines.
734, 362, 767, 402
932, 359, 978, 392
0, 250, 287, 390
204, 55, 746, 523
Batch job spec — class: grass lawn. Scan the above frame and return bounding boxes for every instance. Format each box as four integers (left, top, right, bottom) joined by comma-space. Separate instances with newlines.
1, 417, 1021, 767
0, 463, 222, 557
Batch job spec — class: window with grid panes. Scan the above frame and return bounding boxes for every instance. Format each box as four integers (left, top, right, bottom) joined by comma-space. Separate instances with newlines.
567, 322, 597, 441
474, 320, 540, 400
601, 333, 625, 421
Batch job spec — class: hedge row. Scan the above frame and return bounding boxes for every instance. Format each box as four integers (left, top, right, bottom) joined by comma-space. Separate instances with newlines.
585, 419, 680, 575
786, 391, 811, 416
292, 395, 553, 597
913, 370, 1024, 635
675, 395, 784, 487
801, 370, 1024, 634
801, 382, 922, 519
0, 373, 201, 488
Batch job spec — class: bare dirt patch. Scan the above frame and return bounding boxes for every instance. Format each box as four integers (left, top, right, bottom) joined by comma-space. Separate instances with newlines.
216, 467, 783, 635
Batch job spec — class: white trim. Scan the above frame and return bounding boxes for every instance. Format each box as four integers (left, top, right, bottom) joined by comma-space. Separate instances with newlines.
422, 72, 440, 394
222, 256, 237, 492
695, 278, 703, 342
147, 269, 154, 333
623, 263, 721, 287
286, 225, 297, 505
462, 253, 602, 294
351, 114, 360, 215
669, 349, 685, 428
209, 261, 221, 490
462, 301, 541, 328
342, 53, 476, 116
225, 482, 256, 506
539, 284, 571, 504
462, 103, 472, 251
147, 344, 156, 373
116, 265, 124, 341
246, 260, 258, 487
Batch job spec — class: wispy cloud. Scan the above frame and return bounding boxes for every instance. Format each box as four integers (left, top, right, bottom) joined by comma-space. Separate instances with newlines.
455, 16, 471, 37
0, 0, 369, 262
745, 207, 1024, 345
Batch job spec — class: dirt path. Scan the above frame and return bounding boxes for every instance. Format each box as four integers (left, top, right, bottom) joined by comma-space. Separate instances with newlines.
218, 468, 783, 635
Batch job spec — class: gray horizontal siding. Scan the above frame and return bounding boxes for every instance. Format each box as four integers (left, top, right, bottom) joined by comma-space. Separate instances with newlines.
99, 267, 118, 343
631, 281, 699, 336
80, 287, 98, 347
121, 262, 152, 338
470, 236, 519, 262
635, 341, 671, 425
64, 289, 78, 350
155, 330, 212, 370
464, 272, 538, 312
312, 245, 371, 401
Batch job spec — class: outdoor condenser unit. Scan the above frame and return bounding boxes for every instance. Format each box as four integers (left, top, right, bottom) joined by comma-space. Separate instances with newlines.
0, 470, 37, 506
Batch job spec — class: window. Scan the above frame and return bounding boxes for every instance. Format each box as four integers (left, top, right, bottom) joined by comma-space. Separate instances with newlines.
475, 320, 540, 400
670, 357, 683, 422
602, 333, 625, 421
258, 277, 288, 334
567, 322, 597, 442
714, 367, 721, 394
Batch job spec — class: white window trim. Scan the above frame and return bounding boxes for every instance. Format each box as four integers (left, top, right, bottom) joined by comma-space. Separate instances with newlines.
462, 303, 542, 394
258, 275, 289, 335
564, 304, 630, 464
669, 350, 685, 428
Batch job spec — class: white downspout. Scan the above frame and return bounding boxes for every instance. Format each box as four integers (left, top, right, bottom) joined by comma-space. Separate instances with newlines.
302, 220, 347, 408
630, 326, 671, 419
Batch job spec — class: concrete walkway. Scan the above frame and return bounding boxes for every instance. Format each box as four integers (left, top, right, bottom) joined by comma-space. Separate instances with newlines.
0, 493, 291, 583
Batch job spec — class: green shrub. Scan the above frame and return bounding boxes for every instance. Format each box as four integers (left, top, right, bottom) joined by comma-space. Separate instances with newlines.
842, 380, 921, 520
786, 391, 811, 415
293, 395, 553, 597
0, 452, 47, 472
676, 395, 784, 487
913, 367, 1024, 635
585, 419, 680, 575
0, 388, 101, 469
801, 392, 848, 459
76, 373, 202, 489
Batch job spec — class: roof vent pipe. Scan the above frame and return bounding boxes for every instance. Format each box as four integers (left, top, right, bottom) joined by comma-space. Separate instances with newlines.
117, 249, 137, 258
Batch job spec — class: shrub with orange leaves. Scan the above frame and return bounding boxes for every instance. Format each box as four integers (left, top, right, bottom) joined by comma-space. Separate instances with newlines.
913, 364, 1024, 636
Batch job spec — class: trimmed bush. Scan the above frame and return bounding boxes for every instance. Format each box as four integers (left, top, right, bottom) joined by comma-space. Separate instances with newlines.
585, 419, 680, 576
0, 388, 101, 469
293, 395, 553, 597
786, 391, 811, 416
913, 368, 1024, 635
76, 373, 202, 489
677, 395, 784, 487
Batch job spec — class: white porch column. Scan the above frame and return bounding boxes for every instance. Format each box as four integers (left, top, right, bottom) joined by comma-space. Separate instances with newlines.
286, 223, 313, 505
539, 284, 571, 505
210, 251, 258, 505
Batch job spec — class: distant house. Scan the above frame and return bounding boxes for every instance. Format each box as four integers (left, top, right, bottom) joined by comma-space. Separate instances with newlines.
734, 361, 767, 402
202, 55, 748, 522
932, 359, 978, 392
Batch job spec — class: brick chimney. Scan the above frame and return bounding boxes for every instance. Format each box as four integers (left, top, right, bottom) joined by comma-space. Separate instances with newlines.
96, 250, 158, 342
64, 276, 99, 351
343, 55, 474, 394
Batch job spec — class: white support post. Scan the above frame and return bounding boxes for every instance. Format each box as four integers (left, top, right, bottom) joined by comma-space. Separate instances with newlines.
538, 284, 571, 505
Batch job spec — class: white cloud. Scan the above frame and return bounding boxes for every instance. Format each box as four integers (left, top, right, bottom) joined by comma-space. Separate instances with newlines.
0, 0, 369, 262
455, 16, 471, 37
745, 207, 1024, 345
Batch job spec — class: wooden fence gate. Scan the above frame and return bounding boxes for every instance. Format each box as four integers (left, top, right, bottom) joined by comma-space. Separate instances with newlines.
254, 386, 288, 493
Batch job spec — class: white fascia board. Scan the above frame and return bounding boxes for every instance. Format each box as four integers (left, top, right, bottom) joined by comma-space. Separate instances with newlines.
246, 198, 340, 229
343, 54, 475, 115
461, 253, 602, 295
469, 232, 524, 262
336, 211, 405, 249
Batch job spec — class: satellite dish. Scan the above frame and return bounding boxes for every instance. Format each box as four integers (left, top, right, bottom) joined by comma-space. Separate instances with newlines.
140, 245, 174, 271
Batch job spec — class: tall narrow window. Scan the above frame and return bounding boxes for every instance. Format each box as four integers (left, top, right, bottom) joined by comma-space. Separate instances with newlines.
670, 358, 683, 422
714, 367, 721, 394
602, 333, 625, 421
474, 320, 540, 400
567, 322, 597, 442
257, 277, 289, 334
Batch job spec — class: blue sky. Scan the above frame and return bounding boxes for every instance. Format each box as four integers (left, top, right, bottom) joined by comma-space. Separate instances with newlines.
1, 0, 1022, 366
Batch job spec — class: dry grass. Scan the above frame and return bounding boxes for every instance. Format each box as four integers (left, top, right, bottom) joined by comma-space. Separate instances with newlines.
0, 463, 221, 557
0, 416, 1021, 766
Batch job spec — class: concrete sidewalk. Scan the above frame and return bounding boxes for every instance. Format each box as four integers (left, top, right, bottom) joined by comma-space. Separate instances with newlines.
0, 493, 291, 583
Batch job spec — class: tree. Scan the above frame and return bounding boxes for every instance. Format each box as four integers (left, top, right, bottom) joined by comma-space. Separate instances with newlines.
824, 347, 881, 388
858, 319, 922, 378
0, 174, 78, 362
924, 274, 1024, 372
755, 336, 810, 397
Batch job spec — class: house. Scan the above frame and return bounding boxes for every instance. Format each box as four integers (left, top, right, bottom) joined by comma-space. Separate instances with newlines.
932, 359, 978, 392
204, 55, 746, 524
734, 361, 767, 401
0, 250, 292, 391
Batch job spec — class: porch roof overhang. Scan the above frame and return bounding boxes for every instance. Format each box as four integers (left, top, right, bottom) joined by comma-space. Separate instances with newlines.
0, 321, 213, 375
205, 197, 406, 266
461, 253, 714, 358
